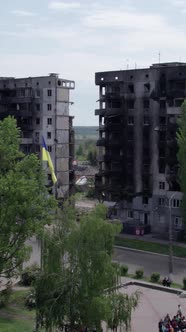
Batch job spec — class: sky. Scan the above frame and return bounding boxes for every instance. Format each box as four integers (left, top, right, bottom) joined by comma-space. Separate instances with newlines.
1, 0, 186, 125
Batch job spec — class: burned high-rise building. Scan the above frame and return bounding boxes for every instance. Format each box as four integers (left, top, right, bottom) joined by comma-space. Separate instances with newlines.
0, 74, 75, 198
95, 62, 185, 238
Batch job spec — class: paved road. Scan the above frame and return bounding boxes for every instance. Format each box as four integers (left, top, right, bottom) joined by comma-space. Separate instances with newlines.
113, 247, 186, 284
26, 239, 186, 284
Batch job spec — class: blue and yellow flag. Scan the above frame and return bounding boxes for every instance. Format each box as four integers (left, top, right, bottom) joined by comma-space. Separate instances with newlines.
42, 137, 57, 184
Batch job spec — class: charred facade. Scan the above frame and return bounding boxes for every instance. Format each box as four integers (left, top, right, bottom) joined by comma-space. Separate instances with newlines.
95, 63, 186, 237
0, 74, 75, 198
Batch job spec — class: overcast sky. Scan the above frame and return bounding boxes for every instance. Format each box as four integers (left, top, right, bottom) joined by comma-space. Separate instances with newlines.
1, 0, 186, 125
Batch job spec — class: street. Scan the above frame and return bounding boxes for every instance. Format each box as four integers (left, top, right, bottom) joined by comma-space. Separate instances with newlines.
26, 239, 186, 284
113, 247, 186, 284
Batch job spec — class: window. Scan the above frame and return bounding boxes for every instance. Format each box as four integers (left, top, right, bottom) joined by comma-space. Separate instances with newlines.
36, 90, 40, 97
159, 160, 165, 174
20, 89, 25, 97
128, 84, 134, 93
142, 197, 148, 204
159, 132, 166, 141
160, 100, 166, 109
101, 87, 105, 95
128, 116, 134, 125
144, 116, 149, 125
159, 181, 165, 190
144, 83, 150, 92
35, 132, 39, 142
47, 132, 51, 139
112, 101, 121, 108
159, 197, 165, 206
175, 99, 184, 107
47, 104, 52, 111
172, 199, 182, 208
35, 145, 40, 153
36, 118, 40, 125
127, 99, 134, 109
47, 89, 52, 97
159, 116, 166, 125
143, 99, 149, 108
36, 103, 40, 111
127, 210, 133, 218
36, 82, 39, 86
48, 146, 52, 152
48, 174, 52, 181
143, 212, 149, 225
47, 118, 52, 125
159, 147, 165, 157
174, 217, 182, 229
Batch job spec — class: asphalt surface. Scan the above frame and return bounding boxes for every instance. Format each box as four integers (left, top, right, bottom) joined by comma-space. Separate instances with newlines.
113, 247, 186, 284
26, 238, 186, 284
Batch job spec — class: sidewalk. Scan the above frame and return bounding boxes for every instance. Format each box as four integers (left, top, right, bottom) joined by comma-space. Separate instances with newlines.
118, 232, 186, 248
119, 276, 183, 294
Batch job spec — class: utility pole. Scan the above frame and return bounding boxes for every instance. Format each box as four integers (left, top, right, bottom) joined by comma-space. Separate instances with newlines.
168, 192, 176, 281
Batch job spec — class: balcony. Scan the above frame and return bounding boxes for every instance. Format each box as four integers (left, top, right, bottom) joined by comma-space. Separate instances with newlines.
96, 138, 106, 146
106, 108, 123, 117
21, 137, 33, 144
107, 139, 121, 147
95, 109, 106, 116
97, 154, 104, 162
105, 91, 121, 99
167, 106, 181, 115
17, 123, 34, 131
99, 124, 105, 131
0, 96, 34, 104
105, 123, 121, 131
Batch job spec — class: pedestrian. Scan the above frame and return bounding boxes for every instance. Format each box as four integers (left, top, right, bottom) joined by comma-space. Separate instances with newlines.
158, 318, 163, 332
177, 304, 182, 316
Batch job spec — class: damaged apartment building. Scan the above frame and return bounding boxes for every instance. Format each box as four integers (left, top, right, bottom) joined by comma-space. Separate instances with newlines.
0, 74, 75, 198
95, 62, 186, 238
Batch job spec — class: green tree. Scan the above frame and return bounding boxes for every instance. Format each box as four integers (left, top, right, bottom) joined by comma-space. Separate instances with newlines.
106, 292, 140, 332
87, 149, 97, 166
177, 100, 186, 223
76, 144, 84, 158
34, 203, 139, 332
0, 116, 55, 278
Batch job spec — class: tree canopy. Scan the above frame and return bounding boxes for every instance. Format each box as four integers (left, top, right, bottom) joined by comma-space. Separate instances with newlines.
34, 203, 139, 332
0, 116, 55, 278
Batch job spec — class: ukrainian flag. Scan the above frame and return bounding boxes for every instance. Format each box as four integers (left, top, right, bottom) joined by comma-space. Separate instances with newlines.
42, 136, 57, 184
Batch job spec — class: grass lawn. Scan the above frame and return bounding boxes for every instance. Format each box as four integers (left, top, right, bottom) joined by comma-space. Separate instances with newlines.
0, 289, 36, 332
115, 236, 186, 258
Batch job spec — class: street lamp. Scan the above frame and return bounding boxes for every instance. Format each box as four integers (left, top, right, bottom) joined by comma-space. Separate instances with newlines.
168, 192, 176, 281
154, 126, 176, 281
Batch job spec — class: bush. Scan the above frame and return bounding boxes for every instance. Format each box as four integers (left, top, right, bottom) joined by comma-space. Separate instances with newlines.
150, 272, 160, 283
183, 277, 186, 290
135, 269, 144, 279
25, 291, 36, 310
0, 284, 12, 308
20, 264, 40, 286
121, 265, 128, 276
